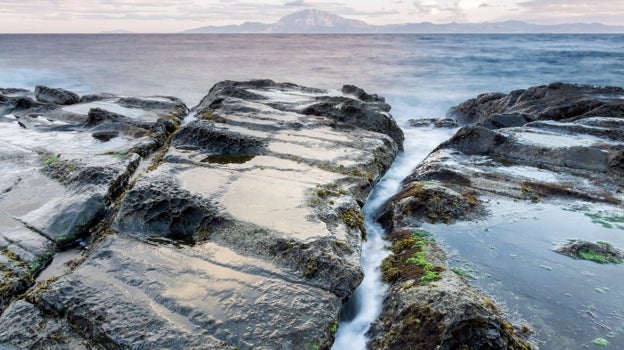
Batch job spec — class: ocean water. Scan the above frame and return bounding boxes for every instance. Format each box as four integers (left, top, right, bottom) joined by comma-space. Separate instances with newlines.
2, 34, 624, 349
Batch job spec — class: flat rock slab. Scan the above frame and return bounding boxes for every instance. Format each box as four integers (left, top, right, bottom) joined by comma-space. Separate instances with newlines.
0, 87, 187, 311
0, 81, 402, 349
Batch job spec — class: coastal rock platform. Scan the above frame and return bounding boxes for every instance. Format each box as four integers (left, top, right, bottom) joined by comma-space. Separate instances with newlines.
369, 83, 624, 349
0, 81, 401, 349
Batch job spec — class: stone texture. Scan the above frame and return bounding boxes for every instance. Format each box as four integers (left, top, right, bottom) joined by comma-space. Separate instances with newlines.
0, 81, 401, 350
0, 87, 187, 322
34, 86, 80, 105
370, 83, 624, 350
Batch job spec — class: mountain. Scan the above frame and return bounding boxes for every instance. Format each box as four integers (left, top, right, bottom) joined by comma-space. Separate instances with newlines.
185, 9, 369, 34
270, 9, 369, 33
185, 9, 624, 34
379, 20, 624, 33
100, 30, 134, 34
185, 21, 270, 34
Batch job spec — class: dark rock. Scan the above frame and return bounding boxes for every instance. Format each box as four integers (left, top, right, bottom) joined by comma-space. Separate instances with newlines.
79, 93, 117, 103
198, 80, 272, 105
34, 86, 80, 105
563, 146, 608, 172
408, 118, 458, 128
0, 81, 401, 350
117, 96, 188, 116
91, 130, 119, 141
449, 82, 624, 126
172, 120, 266, 155
0, 94, 51, 116
478, 113, 529, 129
0, 88, 30, 95
434, 118, 459, 128
437, 126, 507, 155
371, 82, 624, 350
408, 118, 436, 127
378, 182, 481, 230
554, 240, 624, 264
448, 92, 508, 125
368, 243, 532, 350
302, 96, 403, 147
195, 79, 324, 115
608, 150, 624, 176
0, 300, 89, 349
35, 264, 231, 349
114, 176, 220, 242
84, 107, 127, 127
342, 84, 387, 104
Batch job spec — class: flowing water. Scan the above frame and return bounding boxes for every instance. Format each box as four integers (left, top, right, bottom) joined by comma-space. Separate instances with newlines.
1, 33, 623, 349
332, 126, 457, 349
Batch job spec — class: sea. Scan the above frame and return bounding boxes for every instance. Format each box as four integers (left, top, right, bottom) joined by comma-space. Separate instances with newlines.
1, 34, 623, 349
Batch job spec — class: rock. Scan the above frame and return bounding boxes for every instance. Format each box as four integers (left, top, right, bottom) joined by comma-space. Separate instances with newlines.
408, 118, 458, 128
368, 237, 532, 350
79, 93, 117, 103
91, 130, 119, 141
407, 85, 624, 207
0, 300, 91, 349
0, 81, 401, 349
437, 126, 508, 155
34, 85, 80, 105
434, 118, 459, 128
194, 80, 403, 148
302, 97, 403, 148
449, 82, 624, 125
84, 107, 128, 127
378, 182, 481, 229
477, 112, 529, 129
608, 150, 624, 176
408, 118, 437, 127
341, 84, 387, 103
113, 174, 220, 241
117, 96, 187, 113
172, 120, 267, 155
554, 240, 624, 264
0, 90, 51, 117
0, 88, 187, 320
371, 82, 624, 350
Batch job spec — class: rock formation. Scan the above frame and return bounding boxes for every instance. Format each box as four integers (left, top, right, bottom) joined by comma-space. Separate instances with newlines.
0, 81, 402, 349
370, 83, 624, 349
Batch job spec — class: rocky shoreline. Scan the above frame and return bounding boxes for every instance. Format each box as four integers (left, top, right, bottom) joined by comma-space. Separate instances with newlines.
0, 81, 622, 349
368, 82, 624, 349
0, 80, 401, 349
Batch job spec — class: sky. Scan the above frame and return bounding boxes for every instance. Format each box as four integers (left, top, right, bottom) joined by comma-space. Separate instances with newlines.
0, 0, 622, 33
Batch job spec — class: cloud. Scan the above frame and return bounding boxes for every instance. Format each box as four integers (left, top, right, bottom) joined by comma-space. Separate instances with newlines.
412, 0, 476, 21
0, 0, 621, 32
515, 0, 624, 24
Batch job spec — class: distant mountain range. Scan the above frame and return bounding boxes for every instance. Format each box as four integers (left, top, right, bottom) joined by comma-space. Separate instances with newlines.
185, 9, 624, 34
100, 30, 134, 34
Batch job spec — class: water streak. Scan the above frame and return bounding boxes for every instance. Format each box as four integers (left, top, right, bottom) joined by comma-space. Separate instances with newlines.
332, 125, 457, 349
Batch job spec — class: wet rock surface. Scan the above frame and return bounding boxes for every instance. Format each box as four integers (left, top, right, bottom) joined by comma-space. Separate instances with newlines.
372, 83, 624, 349
0, 81, 401, 349
0, 87, 184, 316
449, 82, 624, 126
408, 118, 459, 129
554, 240, 624, 264
34, 85, 80, 106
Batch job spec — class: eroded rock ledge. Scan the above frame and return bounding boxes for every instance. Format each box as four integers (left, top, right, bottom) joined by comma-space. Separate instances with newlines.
0, 81, 402, 349
370, 83, 624, 349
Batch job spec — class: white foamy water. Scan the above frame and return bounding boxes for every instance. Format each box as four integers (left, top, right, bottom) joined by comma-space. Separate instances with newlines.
332, 123, 457, 349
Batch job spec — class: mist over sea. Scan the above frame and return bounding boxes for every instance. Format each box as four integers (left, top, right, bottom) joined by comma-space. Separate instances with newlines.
1, 34, 623, 119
